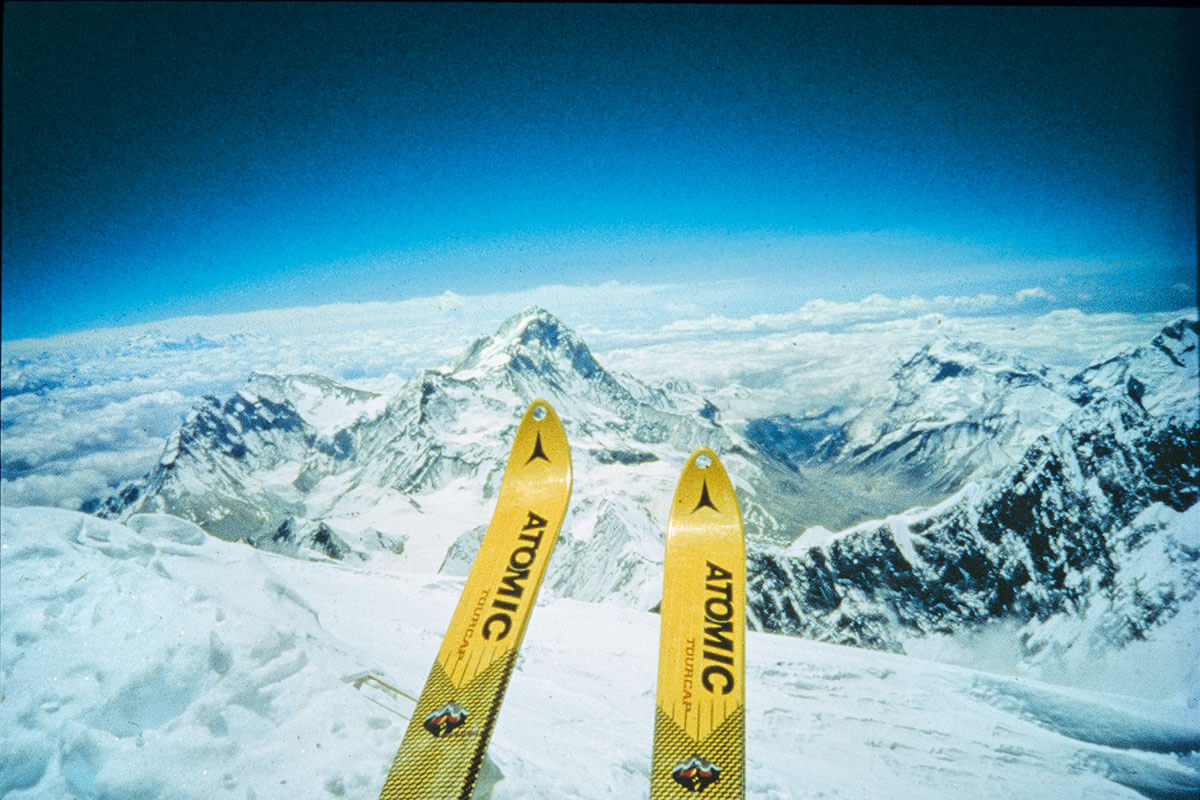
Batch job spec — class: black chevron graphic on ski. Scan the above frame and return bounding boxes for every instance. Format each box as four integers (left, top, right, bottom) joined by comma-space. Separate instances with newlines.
693, 480, 718, 513
526, 432, 550, 464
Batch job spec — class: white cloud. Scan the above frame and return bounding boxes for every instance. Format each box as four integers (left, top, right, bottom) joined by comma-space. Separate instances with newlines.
1014, 287, 1055, 303
949, 294, 1000, 310
3, 281, 1191, 510
645, 288, 1076, 337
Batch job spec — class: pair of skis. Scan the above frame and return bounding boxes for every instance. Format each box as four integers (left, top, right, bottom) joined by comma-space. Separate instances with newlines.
376, 399, 745, 799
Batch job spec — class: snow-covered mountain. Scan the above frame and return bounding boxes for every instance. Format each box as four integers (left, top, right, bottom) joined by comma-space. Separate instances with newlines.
11, 310, 1200, 798
98, 308, 869, 609
1069, 316, 1199, 419
751, 319, 1198, 662
745, 338, 1084, 506
4, 506, 1197, 800
96, 310, 1199, 674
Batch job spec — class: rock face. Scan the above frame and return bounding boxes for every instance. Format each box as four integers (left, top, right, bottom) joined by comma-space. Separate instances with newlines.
749, 319, 1199, 656
746, 339, 1084, 501
98, 308, 825, 605
99, 310, 1199, 663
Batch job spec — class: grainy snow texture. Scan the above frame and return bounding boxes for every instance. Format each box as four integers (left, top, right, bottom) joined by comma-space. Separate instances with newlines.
75, 310, 1199, 666
3, 507, 1198, 800
3, 303, 1198, 798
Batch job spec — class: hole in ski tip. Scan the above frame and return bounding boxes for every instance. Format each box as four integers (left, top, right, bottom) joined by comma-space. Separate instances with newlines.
695, 452, 713, 469
531, 403, 548, 421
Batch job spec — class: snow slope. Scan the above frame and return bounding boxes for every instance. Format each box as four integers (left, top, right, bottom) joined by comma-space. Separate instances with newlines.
92, 308, 875, 609
748, 319, 1199, 659
743, 338, 1083, 505
3, 507, 1197, 799
744, 317, 1198, 511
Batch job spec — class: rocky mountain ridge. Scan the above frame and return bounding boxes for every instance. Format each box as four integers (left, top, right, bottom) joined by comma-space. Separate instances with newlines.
97, 309, 1199, 665
747, 338, 1085, 500
749, 318, 1198, 660
98, 308, 840, 607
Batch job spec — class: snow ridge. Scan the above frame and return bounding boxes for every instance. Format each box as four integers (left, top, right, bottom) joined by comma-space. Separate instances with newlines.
97, 308, 757, 602
746, 335, 1085, 497
751, 318, 1198, 665
95, 312, 1200, 677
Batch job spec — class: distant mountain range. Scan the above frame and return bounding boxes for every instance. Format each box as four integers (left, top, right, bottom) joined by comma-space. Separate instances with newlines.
95, 308, 817, 608
96, 309, 1199, 665
746, 338, 1082, 498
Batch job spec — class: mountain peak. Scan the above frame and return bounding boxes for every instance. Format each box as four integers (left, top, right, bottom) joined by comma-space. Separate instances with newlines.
1068, 315, 1198, 417
907, 338, 1046, 378
1151, 316, 1198, 367
449, 307, 602, 382
440, 306, 651, 417
493, 306, 567, 345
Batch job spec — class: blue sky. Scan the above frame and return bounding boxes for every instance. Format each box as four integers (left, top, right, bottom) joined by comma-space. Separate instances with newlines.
3, 4, 1197, 340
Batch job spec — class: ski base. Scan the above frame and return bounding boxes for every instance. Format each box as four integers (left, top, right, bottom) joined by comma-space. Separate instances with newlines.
650, 448, 747, 799
377, 400, 572, 800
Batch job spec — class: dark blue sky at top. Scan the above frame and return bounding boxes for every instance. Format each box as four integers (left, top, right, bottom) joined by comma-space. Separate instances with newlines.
2, 3, 1197, 339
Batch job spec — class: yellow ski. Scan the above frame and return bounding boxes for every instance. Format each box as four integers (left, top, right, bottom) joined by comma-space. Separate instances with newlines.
378, 399, 572, 800
651, 448, 746, 798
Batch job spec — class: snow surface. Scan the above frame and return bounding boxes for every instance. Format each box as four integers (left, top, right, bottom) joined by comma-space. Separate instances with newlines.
3, 507, 1197, 799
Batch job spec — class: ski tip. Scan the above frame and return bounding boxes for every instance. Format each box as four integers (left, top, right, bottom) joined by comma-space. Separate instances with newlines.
686, 447, 720, 471
516, 399, 571, 477
672, 448, 741, 522
522, 399, 565, 441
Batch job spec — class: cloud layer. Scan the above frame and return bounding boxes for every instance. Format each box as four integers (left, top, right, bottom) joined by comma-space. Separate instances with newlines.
2, 281, 1190, 510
